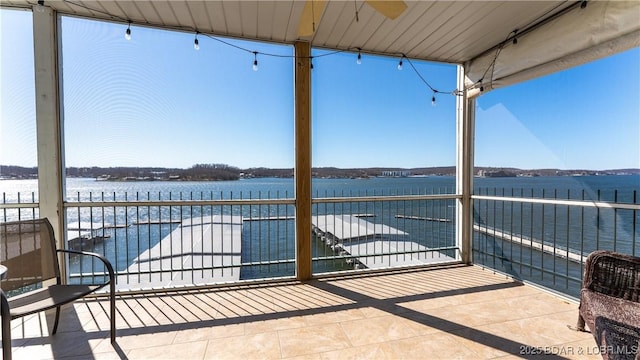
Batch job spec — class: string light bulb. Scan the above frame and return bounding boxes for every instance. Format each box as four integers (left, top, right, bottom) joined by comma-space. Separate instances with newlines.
356, 49, 362, 65
431, 93, 436, 106
125, 22, 132, 41
36, 0, 45, 12
253, 52, 258, 71
397, 56, 403, 71
194, 33, 200, 50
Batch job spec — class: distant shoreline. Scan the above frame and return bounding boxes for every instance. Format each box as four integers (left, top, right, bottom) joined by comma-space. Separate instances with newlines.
1, 165, 638, 181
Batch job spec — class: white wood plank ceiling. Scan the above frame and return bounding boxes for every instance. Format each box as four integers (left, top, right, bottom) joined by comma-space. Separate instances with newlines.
2, 0, 576, 65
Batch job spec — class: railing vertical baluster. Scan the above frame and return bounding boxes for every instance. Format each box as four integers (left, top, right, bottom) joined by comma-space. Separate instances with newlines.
189, 191, 194, 284
100, 192, 105, 283
200, 192, 204, 280
287, 190, 291, 274
165, 192, 172, 284
258, 191, 262, 270
76, 192, 83, 283
596, 190, 601, 250
485, 190, 490, 267
17, 193, 21, 222
529, 188, 534, 277
552, 189, 558, 286
158, 191, 163, 282
541, 189, 546, 280
90, 192, 95, 284
178, 192, 183, 281
580, 189, 586, 281
277, 191, 280, 273
633, 190, 637, 257
613, 190, 618, 252
505, 188, 510, 270
267, 191, 271, 275
112, 192, 119, 284
565, 189, 571, 290
492, 187, 497, 270
136, 192, 142, 282
518, 188, 523, 274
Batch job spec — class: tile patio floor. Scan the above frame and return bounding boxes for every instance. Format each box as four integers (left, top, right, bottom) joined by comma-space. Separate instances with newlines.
3, 264, 601, 359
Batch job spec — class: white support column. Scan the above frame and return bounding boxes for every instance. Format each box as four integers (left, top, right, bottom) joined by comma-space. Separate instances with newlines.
33, 6, 65, 253
455, 65, 475, 264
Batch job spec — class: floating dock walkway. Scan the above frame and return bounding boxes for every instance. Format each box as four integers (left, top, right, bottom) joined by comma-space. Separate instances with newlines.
66, 222, 117, 250
474, 225, 586, 263
395, 215, 451, 222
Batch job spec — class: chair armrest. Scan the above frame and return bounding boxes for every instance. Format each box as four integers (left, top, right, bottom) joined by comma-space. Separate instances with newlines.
583, 250, 640, 302
57, 249, 117, 344
56, 249, 115, 285
1, 288, 9, 318
1, 287, 11, 360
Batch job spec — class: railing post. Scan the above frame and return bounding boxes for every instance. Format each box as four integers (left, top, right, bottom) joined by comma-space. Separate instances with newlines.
456, 65, 475, 264
33, 5, 66, 272
294, 41, 312, 280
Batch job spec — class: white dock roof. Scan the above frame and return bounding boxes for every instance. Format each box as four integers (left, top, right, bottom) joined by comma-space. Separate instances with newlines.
313, 214, 407, 241
124, 215, 242, 289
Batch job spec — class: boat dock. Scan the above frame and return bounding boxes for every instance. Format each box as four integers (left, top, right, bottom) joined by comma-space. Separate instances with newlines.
313, 214, 454, 269
120, 214, 454, 288
473, 225, 586, 263
395, 215, 451, 222
66, 222, 114, 250
313, 214, 407, 241
125, 215, 243, 289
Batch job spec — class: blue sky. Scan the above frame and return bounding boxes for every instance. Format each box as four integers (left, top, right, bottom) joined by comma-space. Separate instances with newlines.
1, 9, 639, 171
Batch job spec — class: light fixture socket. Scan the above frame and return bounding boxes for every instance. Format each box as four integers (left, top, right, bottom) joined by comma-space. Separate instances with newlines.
125, 22, 132, 40
252, 52, 258, 71
35, 0, 45, 13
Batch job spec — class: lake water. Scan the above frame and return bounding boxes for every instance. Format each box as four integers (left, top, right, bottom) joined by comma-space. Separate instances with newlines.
2, 174, 638, 201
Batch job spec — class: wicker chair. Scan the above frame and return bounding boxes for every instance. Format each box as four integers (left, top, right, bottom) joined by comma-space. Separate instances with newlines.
0, 218, 116, 360
577, 250, 640, 360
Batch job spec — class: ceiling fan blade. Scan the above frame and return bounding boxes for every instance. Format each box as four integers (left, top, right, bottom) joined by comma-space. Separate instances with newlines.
297, 0, 328, 37
365, 0, 407, 20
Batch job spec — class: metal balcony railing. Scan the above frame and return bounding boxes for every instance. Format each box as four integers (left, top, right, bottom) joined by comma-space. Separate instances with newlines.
311, 193, 459, 274
62, 191, 297, 289
473, 187, 639, 298
2, 186, 638, 298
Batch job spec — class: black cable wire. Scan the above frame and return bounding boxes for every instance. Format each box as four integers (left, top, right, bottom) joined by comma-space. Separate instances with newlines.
472, 1, 577, 91
64, 0, 128, 22
61, 0, 452, 97
62, 0, 584, 98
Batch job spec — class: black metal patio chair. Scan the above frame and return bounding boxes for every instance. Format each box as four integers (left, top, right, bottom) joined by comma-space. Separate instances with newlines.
1, 218, 115, 360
